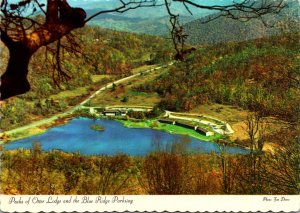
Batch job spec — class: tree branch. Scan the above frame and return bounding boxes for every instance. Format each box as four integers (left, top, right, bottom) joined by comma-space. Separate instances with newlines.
46, 0, 59, 24
0, 28, 14, 48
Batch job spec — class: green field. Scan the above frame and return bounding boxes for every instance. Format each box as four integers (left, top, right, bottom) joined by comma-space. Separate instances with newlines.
118, 119, 222, 141
91, 74, 112, 83
49, 87, 89, 99
90, 68, 166, 107
131, 64, 158, 74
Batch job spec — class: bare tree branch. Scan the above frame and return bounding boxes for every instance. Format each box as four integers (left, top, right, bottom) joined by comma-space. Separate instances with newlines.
0, 0, 287, 99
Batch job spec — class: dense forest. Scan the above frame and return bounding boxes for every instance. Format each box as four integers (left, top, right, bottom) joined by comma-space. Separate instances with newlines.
135, 33, 300, 123
0, 26, 173, 131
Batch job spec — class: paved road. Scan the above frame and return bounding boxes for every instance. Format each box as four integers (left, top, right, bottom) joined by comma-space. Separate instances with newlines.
2, 60, 235, 138
2, 63, 173, 137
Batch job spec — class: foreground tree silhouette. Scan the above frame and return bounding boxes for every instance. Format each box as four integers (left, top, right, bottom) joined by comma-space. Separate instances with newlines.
0, 0, 284, 100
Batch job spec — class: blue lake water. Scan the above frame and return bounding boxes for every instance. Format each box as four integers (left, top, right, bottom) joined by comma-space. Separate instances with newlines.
4, 117, 248, 156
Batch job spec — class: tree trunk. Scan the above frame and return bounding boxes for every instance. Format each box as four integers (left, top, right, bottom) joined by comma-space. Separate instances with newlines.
0, 1, 86, 100
0, 42, 33, 100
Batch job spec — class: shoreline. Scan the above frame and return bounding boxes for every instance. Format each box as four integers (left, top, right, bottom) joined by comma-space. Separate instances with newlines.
1, 111, 252, 153
2, 114, 250, 151
117, 119, 250, 150
0, 115, 74, 143
117, 118, 222, 142
2, 114, 221, 143
1, 63, 168, 144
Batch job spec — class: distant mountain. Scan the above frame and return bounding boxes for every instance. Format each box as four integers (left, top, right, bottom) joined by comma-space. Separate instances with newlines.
183, 0, 300, 44
88, 14, 195, 36
74, 0, 238, 35
71, 0, 235, 18
71, 0, 299, 37
84, 5, 214, 35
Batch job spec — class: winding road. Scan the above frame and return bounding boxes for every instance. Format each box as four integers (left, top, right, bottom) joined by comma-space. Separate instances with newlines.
1, 61, 234, 140
1, 63, 173, 138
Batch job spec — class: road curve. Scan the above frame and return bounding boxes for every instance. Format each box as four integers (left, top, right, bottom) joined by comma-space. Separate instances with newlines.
1, 63, 173, 137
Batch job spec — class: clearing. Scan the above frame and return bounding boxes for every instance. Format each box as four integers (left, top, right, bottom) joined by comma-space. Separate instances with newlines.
189, 103, 289, 152
90, 68, 166, 107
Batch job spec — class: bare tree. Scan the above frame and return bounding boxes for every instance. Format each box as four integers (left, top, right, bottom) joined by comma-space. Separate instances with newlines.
243, 111, 267, 193
0, 0, 285, 100
215, 138, 242, 194
140, 152, 190, 194
264, 135, 300, 194
246, 111, 266, 155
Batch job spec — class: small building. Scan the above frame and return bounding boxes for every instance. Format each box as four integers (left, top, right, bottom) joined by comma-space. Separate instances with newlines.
158, 118, 176, 125
159, 118, 214, 137
102, 110, 127, 116
94, 107, 105, 113
196, 127, 214, 136
175, 121, 196, 130
117, 110, 127, 116
89, 108, 96, 114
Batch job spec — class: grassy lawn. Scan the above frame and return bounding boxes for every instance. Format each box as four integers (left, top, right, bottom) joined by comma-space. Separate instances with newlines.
190, 103, 288, 147
90, 68, 166, 107
190, 104, 249, 124
50, 75, 113, 100
119, 119, 222, 142
91, 74, 112, 83
6, 126, 47, 142
189, 104, 249, 141
90, 91, 160, 107
131, 64, 157, 74
49, 87, 89, 99
127, 90, 153, 97
170, 113, 224, 126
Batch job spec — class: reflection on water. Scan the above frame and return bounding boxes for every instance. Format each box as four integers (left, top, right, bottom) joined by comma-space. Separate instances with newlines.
5, 117, 249, 156
151, 133, 192, 154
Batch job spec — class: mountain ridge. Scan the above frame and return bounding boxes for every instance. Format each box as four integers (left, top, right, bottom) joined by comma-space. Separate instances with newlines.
183, 0, 300, 44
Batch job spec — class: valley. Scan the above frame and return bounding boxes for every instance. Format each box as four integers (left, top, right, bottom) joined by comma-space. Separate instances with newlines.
0, 0, 299, 196
2, 31, 297, 152
0, 62, 227, 144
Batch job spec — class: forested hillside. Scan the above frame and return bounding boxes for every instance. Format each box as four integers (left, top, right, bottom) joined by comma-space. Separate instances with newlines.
81, 0, 216, 35
0, 26, 173, 130
184, 0, 300, 44
89, 15, 194, 36
135, 33, 300, 123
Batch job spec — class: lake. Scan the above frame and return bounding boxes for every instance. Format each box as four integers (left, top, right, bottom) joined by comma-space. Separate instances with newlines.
4, 117, 248, 156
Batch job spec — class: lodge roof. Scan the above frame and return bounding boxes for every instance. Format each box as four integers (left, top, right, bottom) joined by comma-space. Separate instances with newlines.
103, 110, 126, 113
158, 118, 176, 122
196, 127, 209, 133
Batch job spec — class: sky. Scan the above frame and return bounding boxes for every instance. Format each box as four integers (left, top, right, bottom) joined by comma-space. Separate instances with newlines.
7, 0, 238, 9
67, 0, 236, 8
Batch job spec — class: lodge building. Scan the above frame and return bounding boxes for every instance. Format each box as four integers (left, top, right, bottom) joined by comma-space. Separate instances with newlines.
102, 110, 127, 116
158, 117, 214, 137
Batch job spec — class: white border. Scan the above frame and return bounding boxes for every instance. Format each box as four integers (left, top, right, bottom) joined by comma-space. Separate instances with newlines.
1, 195, 300, 212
